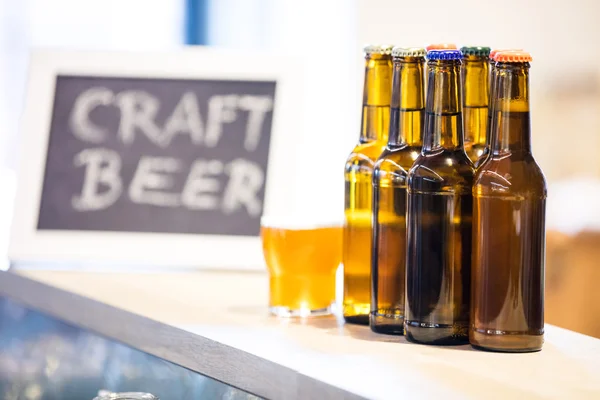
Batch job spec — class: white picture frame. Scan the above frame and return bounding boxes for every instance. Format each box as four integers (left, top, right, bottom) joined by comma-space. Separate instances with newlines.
9, 47, 305, 271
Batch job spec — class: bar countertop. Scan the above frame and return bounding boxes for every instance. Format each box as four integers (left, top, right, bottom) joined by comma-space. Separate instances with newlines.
1, 269, 599, 400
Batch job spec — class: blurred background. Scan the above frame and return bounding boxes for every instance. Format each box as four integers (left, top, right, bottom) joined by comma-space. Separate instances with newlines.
0, 0, 598, 337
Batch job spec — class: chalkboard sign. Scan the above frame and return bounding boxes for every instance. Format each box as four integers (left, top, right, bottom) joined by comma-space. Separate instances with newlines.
10, 49, 302, 269
38, 75, 276, 236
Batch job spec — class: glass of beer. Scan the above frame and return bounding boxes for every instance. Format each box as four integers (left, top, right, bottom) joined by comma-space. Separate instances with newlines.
260, 216, 342, 317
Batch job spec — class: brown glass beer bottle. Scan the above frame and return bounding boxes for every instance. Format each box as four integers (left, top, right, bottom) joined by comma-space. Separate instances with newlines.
475, 49, 522, 168
471, 51, 547, 352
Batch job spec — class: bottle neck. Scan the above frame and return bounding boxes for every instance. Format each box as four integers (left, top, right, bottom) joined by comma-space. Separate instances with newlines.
488, 59, 495, 96
423, 59, 465, 151
388, 57, 425, 148
484, 60, 496, 153
359, 55, 392, 144
462, 56, 489, 146
491, 62, 532, 155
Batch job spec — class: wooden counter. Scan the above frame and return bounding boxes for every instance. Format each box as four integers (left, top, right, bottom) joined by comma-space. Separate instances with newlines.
1, 269, 599, 400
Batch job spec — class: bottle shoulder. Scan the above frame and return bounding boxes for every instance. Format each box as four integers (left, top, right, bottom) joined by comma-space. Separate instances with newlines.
373, 145, 421, 184
408, 149, 475, 192
345, 142, 386, 173
466, 145, 486, 165
474, 153, 547, 198
376, 145, 421, 169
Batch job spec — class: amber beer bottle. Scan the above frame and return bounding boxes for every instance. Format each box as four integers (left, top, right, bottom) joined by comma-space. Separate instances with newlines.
371, 47, 425, 334
475, 49, 522, 168
471, 51, 546, 352
405, 49, 475, 344
461, 47, 490, 164
343, 45, 393, 324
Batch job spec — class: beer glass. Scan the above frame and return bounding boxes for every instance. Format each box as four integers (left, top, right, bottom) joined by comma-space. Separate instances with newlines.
260, 216, 342, 317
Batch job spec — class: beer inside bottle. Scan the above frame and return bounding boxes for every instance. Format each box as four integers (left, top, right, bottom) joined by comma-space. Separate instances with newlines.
471, 51, 546, 352
475, 49, 522, 168
343, 45, 392, 324
461, 46, 490, 164
405, 49, 475, 345
371, 47, 425, 334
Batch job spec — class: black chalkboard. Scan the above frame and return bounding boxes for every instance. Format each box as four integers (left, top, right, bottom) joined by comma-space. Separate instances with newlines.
37, 75, 276, 236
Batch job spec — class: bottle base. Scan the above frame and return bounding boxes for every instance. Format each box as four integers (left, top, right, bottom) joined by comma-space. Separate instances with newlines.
269, 303, 334, 318
404, 320, 468, 345
343, 302, 370, 325
343, 314, 369, 325
470, 328, 543, 353
370, 313, 404, 335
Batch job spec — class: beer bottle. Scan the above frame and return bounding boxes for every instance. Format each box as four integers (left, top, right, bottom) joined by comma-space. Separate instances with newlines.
474, 49, 522, 168
461, 46, 490, 164
371, 47, 425, 334
343, 45, 393, 324
471, 51, 546, 352
405, 49, 474, 345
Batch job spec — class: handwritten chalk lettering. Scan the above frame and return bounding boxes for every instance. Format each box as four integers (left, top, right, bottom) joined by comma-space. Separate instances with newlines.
69, 87, 114, 144
204, 95, 239, 149
71, 148, 123, 211
72, 150, 265, 215
204, 94, 273, 151
129, 157, 182, 207
116, 90, 166, 147
237, 95, 274, 152
162, 92, 204, 146
68, 88, 273, 150
181, 160, 223, 210
222, 158, 264, 217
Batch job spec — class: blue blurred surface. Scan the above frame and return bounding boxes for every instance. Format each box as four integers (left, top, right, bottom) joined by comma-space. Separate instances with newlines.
0, 296, 261, 400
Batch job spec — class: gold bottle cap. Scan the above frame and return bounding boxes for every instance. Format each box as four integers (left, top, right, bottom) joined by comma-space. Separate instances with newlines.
363, 44, 394, 56
392, 47, 426, 58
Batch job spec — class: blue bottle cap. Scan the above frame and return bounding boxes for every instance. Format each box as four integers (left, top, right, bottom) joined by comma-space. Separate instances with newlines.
427, 49, 463, 60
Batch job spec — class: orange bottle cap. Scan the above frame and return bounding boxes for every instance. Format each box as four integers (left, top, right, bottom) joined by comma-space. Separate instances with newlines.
426, 43, 457, 51
494, 51, 532, 62
489, 48, 523, 59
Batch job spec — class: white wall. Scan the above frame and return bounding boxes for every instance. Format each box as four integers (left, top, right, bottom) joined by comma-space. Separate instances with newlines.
356, 0, 600, 181
0, 0, 184, 169
208, 0, 359, 219
214, 0, 600, 219
357, 0, 600, 234
0, 0, 184, 268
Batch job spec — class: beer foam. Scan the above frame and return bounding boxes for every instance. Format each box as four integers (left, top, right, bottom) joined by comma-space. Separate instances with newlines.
260, 214, 344, 230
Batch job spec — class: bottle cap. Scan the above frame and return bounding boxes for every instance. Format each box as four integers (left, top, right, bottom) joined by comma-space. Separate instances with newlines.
426, 43, 458, 51
460, 46, 491, 57
489, 49, 523, 60
494, 51, 532, 62
427, 49, 463, 60
363, 44, 394, 56
392, 47, 426, 58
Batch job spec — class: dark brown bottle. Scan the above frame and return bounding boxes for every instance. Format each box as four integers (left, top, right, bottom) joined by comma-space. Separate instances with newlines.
470, 51, 546, 352
371, 47, 425, 334
474, 49, 521, 168
405, 50, 475, 345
